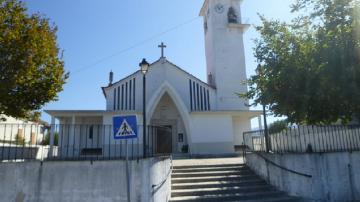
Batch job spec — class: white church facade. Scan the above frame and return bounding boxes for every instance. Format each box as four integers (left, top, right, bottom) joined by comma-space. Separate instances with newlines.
45, 0, 262, 156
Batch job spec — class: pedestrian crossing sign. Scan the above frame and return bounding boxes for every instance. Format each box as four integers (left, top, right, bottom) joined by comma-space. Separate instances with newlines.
113, 115, 138, 139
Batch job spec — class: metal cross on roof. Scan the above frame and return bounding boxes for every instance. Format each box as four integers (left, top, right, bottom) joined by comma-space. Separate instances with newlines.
158, 42, 167, 58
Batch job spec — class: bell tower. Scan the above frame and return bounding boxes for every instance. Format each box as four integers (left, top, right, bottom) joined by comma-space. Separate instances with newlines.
200, 0, 250, 110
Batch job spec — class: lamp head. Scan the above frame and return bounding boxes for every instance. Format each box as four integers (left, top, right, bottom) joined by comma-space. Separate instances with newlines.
139, 58, 150, 75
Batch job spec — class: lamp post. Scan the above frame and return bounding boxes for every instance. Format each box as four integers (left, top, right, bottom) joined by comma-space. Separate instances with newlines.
262, 104, 270, 153
256, 64, 270, 153
140, 58, 149, 158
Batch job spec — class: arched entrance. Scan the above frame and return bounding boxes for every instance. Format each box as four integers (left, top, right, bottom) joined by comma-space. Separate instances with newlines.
149, 92, 188, 154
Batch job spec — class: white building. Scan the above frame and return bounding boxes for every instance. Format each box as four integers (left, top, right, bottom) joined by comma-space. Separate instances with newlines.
45, 0, 261, 157
0, 115, 47, 145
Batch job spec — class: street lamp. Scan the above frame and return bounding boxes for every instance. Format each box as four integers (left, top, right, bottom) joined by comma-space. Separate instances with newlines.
262, 104, 270, 153
139, 58, 149, 157
256, 64, 270, 153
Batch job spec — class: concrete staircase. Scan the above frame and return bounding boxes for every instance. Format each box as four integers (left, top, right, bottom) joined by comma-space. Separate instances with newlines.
170, 162, 301, 202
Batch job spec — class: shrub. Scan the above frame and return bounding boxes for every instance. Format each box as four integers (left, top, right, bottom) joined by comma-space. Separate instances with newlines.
41, 132, 58, 146
15, 134, 25, 145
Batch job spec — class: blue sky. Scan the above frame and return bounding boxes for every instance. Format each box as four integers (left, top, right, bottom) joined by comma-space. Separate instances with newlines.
24, 0, 296, 123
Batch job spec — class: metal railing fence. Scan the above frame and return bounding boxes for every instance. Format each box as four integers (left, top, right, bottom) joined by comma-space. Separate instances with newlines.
0, 124, 170, 162
243, 125, 360, 153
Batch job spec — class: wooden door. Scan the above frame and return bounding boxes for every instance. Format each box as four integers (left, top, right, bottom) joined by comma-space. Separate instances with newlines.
156, 126, 172, 154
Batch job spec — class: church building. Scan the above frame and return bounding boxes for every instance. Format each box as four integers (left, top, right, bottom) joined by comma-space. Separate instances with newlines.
45, 0, 262, 156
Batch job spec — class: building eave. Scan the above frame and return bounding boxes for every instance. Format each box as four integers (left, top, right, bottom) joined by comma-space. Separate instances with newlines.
164, 59, 216, 90
190, 110, 262, 118
101, 58, 166, 98
44, 110, 142, 117
101, 57, 215, 99
199, 0, 209, 16
101, 70, 141, 98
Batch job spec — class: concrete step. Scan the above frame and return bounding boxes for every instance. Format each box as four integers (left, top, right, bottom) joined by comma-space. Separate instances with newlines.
169, 191, 287, 202
171, 185, 274, 197
171, 170, 253, 178
173, 163, 245, 170
236, 197, 304, 202
172, 179, 267, 190
172, 165, 249, 173
171, 174, 259, 184
171, 160, 303, 202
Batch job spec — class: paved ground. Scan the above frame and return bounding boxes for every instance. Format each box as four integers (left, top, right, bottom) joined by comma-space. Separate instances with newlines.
172, 156, 244, 166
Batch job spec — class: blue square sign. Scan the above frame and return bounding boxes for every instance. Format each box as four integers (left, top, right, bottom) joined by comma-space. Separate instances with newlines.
113, 115, 138, 139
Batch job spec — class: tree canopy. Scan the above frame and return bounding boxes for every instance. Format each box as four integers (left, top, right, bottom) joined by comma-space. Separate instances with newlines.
0, 0, 68, 119
243, 0, 360, 124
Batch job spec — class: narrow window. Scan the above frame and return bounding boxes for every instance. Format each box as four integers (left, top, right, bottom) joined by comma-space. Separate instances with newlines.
121, 84, 124, 110
200, 86, 203, 110
89, 125, 93, 139
125, 82, 128, 110
117, 86, 120, 110
193, 81, 196, 110
133, 78, 136, 110
113, 88, 116, 110
129, 80, 132, 110
189, 79, 193, 111
196, 83, 200, 110
203, 88, 207, 111
207, 90, 210, 110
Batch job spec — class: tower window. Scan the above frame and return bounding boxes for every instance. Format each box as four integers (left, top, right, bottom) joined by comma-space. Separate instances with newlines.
204, 20, 208, 33
228, 7, 238, 23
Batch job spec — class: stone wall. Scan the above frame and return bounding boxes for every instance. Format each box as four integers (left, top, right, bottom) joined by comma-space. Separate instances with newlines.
0, 157, 171, 202
246, 152, 360, 201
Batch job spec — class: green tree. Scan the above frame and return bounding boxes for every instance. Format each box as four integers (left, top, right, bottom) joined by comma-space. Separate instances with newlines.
243, 0, 360, 124
0, 0, 68, 119
268, 120, 289, 134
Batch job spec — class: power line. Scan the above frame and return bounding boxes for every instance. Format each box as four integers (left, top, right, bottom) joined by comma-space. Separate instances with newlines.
72, 16, 200, 74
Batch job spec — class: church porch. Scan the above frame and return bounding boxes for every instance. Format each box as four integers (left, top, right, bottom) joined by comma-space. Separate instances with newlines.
45, 110, 106, 158
149, 92, 189, 155
44, 110, 175, 159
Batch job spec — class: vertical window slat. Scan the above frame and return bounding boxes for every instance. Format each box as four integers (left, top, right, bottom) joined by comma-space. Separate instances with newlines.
189, 80, 193, 111
129, 80, 132, 110
125, 82, 128, 110
200, 86, 203, 111
207, 90, 210, 110
117, 87, 120, 110
196, 83, 200, 110
113, 88, 116, 110
133, 78, 136, 110
203, 87, 207, 111
193, 81, 196, 111
121, 84, 124, 110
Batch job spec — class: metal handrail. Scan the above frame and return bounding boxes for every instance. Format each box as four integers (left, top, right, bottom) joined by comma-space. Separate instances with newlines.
151, 155, 172, 195
250, 151, 312, 178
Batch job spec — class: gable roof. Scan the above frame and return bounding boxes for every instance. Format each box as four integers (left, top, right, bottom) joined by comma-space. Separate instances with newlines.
101, 57, 215, 98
